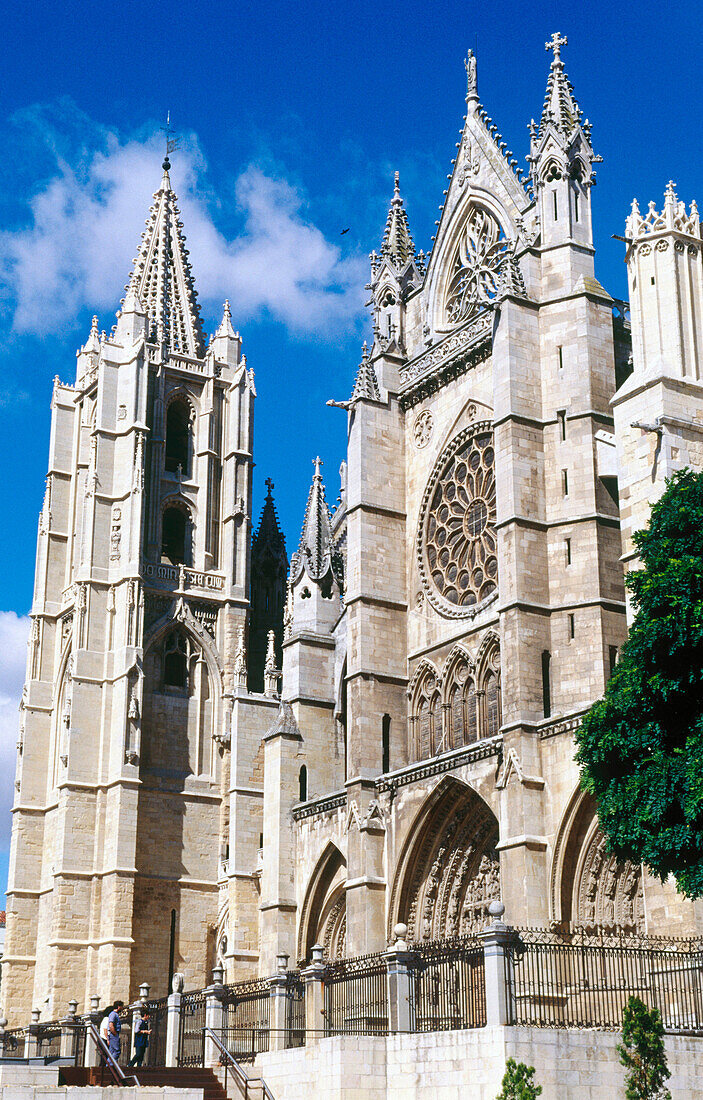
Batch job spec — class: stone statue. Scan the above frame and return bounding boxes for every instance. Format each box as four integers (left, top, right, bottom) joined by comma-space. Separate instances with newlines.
465, 49, 477, 95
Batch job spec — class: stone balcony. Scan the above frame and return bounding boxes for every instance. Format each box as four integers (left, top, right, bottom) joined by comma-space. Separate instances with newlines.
141, 560, 226, 594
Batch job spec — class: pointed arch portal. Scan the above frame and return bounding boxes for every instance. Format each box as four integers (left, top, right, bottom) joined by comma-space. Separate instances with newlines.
391, 778, 500, 942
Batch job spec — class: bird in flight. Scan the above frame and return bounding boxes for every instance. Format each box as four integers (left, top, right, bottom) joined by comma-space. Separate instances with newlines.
340, 227, 350, 235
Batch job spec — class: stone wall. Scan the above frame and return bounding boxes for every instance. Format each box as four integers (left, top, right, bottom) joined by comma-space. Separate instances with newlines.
257, 1027, 703, 1100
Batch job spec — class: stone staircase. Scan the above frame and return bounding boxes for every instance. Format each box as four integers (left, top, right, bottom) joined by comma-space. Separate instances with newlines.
60, 1065, 228, 1097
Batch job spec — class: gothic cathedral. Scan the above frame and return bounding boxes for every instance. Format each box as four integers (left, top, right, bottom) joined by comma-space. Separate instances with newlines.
5, 37, 703, 1021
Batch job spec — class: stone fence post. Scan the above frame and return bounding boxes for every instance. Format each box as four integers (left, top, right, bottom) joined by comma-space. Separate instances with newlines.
301, 943, 326, 1042
129, 982, 149, 1062
83, 995, 103, 1067
385, 924, 416, 1032
165, 977, 183, 1068
478, 901, 519, 1027
60, 1000, 79, 1060
204, 966, 225, 1068
25, 1007, 40, 1058
269, 953, 289, 1052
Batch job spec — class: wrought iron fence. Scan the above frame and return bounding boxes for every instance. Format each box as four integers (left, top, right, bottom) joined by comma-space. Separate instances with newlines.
73, 1024, 87, 1066
222, 977, 270, 1059
285, 972, 305, 1048
0, 1028, 26, 1058
36, 1022, 62, 1060
178, 989, 207, 1066
412, 935, 486, 1032
505, 927, 703, 1031
324, 952, 388, 1035
144, 997, 168, 1067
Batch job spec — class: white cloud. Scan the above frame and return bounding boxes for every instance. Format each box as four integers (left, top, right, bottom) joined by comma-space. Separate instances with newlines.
0, 120, 366, 339
0, 612, 29, 856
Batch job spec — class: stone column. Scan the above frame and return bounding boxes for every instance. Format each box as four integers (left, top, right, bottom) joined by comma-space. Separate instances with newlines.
301, 944, 326, 1042
60, 1001, 79, 1060
165, 990, 182, 1068
268, 953, 289, 1052
25, 1007, 40, 1059
385, 924, 416, 1033
204, 966, 225, 1068
82, 995, 103, 1067
478, 902, 519, 1027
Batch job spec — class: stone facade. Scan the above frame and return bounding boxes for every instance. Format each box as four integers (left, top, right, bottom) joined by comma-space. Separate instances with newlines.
5, 37, 703, 1026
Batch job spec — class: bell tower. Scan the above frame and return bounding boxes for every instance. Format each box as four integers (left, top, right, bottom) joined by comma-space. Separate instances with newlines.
4, 154, 255, 1018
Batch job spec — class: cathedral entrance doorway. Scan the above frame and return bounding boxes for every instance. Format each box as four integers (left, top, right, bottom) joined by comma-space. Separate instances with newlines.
390, 778, 500, 942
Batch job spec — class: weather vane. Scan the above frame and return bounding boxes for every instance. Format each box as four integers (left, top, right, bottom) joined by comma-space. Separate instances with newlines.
161, 111, 180, 159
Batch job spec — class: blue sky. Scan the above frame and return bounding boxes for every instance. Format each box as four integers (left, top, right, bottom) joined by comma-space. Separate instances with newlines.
0, 0, 701, 900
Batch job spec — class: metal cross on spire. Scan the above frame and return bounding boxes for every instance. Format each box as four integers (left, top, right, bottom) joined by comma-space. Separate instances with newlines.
545, 32, 568, 61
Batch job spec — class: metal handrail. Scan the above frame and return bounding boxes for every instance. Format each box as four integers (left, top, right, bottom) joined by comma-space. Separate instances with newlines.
202, 1027, 275, 1100
85, 1022, 140, 1087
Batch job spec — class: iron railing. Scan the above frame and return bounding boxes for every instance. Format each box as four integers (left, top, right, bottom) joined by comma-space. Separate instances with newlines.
324, 952, 388, 1035
505, 927, 703, 1031
178, 989, 207, 1066
35, 1022, 62, 1060
0, 1028, 26, 1058
412, 935, 486, 1032
144, 997, 168, 1067
223, 977, 271, 1059
285, 972, 305, 1048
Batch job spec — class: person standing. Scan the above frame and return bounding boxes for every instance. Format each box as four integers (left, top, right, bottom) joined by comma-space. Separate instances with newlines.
107, 1000, 124, 1065
128, 1009, 151, 1068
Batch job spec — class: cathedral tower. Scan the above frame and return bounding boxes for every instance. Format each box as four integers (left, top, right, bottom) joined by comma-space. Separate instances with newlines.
5, 156, 255, 1017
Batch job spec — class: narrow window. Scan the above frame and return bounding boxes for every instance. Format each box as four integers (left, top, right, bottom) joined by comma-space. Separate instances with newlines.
568, 613, 575, 640
382, 714, 391, 774
164, 631, 188, 689
557, 346, 564, 370
298, 765, 307, 802
552, 191, 558, 221
651, 276, 655, 286
565, 538, 572, 566
557, 410, 566, 441
541, 650, 552, 719
562, 469, 569, 496
574, 190, 580, 222
162, 506, 190, 565
167, 909, 177, 993
609, 645, 618, 678
259, 832, 264, 849
165, 400, 191, 475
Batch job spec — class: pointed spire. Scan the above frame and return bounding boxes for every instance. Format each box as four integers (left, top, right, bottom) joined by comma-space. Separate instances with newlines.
82, 315, 101, 356
215, 300, 236, 340
380, 172, 416, 267
291, 457, 337, 586
539, 32, 580, 138
350, 341, 381, 402
126, 159, 206, 358
253, 478, 286, 556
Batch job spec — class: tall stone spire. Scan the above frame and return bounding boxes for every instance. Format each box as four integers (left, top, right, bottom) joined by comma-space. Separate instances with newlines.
293, 458, 335, 582
249, 478, 288, 692
380, 173, 416, 267
350, 342, 381, 403
126, 155, 206, 358
539, 32, 580, 139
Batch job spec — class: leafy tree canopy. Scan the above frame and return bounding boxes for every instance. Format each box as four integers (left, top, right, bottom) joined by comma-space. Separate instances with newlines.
496, 1057, 542, 1100
576, 468, 703, 896
617, 996, 671, 1100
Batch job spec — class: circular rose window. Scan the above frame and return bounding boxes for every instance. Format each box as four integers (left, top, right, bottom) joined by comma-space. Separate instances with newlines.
419, 424, 497, 616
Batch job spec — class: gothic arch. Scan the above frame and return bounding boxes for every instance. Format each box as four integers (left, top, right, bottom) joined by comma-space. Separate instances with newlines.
442, 645, 478, 749
427, 190, 515, 334
389, 776, 500, 942
298, 842, 347, 964
550, 787, 644, 933
409, 660, 442, 760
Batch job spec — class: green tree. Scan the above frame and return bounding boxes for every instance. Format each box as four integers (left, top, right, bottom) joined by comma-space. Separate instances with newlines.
576, 468, 703, 896
496, 1058, 542, 1100
617, 996, 671, 1099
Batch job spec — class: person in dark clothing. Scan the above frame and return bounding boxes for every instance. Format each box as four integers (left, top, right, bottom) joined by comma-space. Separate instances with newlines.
128, 1010, 151, 1068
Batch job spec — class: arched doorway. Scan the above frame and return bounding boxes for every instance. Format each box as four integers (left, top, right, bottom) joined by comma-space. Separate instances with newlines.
390, 778, 500, 941
298, 843, 347, 964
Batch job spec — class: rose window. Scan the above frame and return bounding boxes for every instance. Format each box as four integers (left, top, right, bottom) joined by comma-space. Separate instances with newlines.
444, 206, 508, 326
420, 426, 497, 614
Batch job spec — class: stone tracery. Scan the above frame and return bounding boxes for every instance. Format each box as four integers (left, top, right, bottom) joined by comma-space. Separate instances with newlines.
444, 206, 509, 325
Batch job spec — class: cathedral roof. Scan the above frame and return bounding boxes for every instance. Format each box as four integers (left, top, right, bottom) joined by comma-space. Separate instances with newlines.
380, 173, 416, 267
126, 156, 206, 358
539, 33, 580, 139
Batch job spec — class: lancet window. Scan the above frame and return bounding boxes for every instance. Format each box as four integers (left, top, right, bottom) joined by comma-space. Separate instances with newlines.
411, 640, 501, 763
412, 666, 442, 760
444, 205, 508, 326
161, 502, 192, 566
165, 398, 193, 475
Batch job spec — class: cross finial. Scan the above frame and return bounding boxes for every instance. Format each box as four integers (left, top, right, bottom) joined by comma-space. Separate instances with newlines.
545, 32, 567, 61
313, 457, 323, 478
160, 110, 180, 171
265, 477, 274, 494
